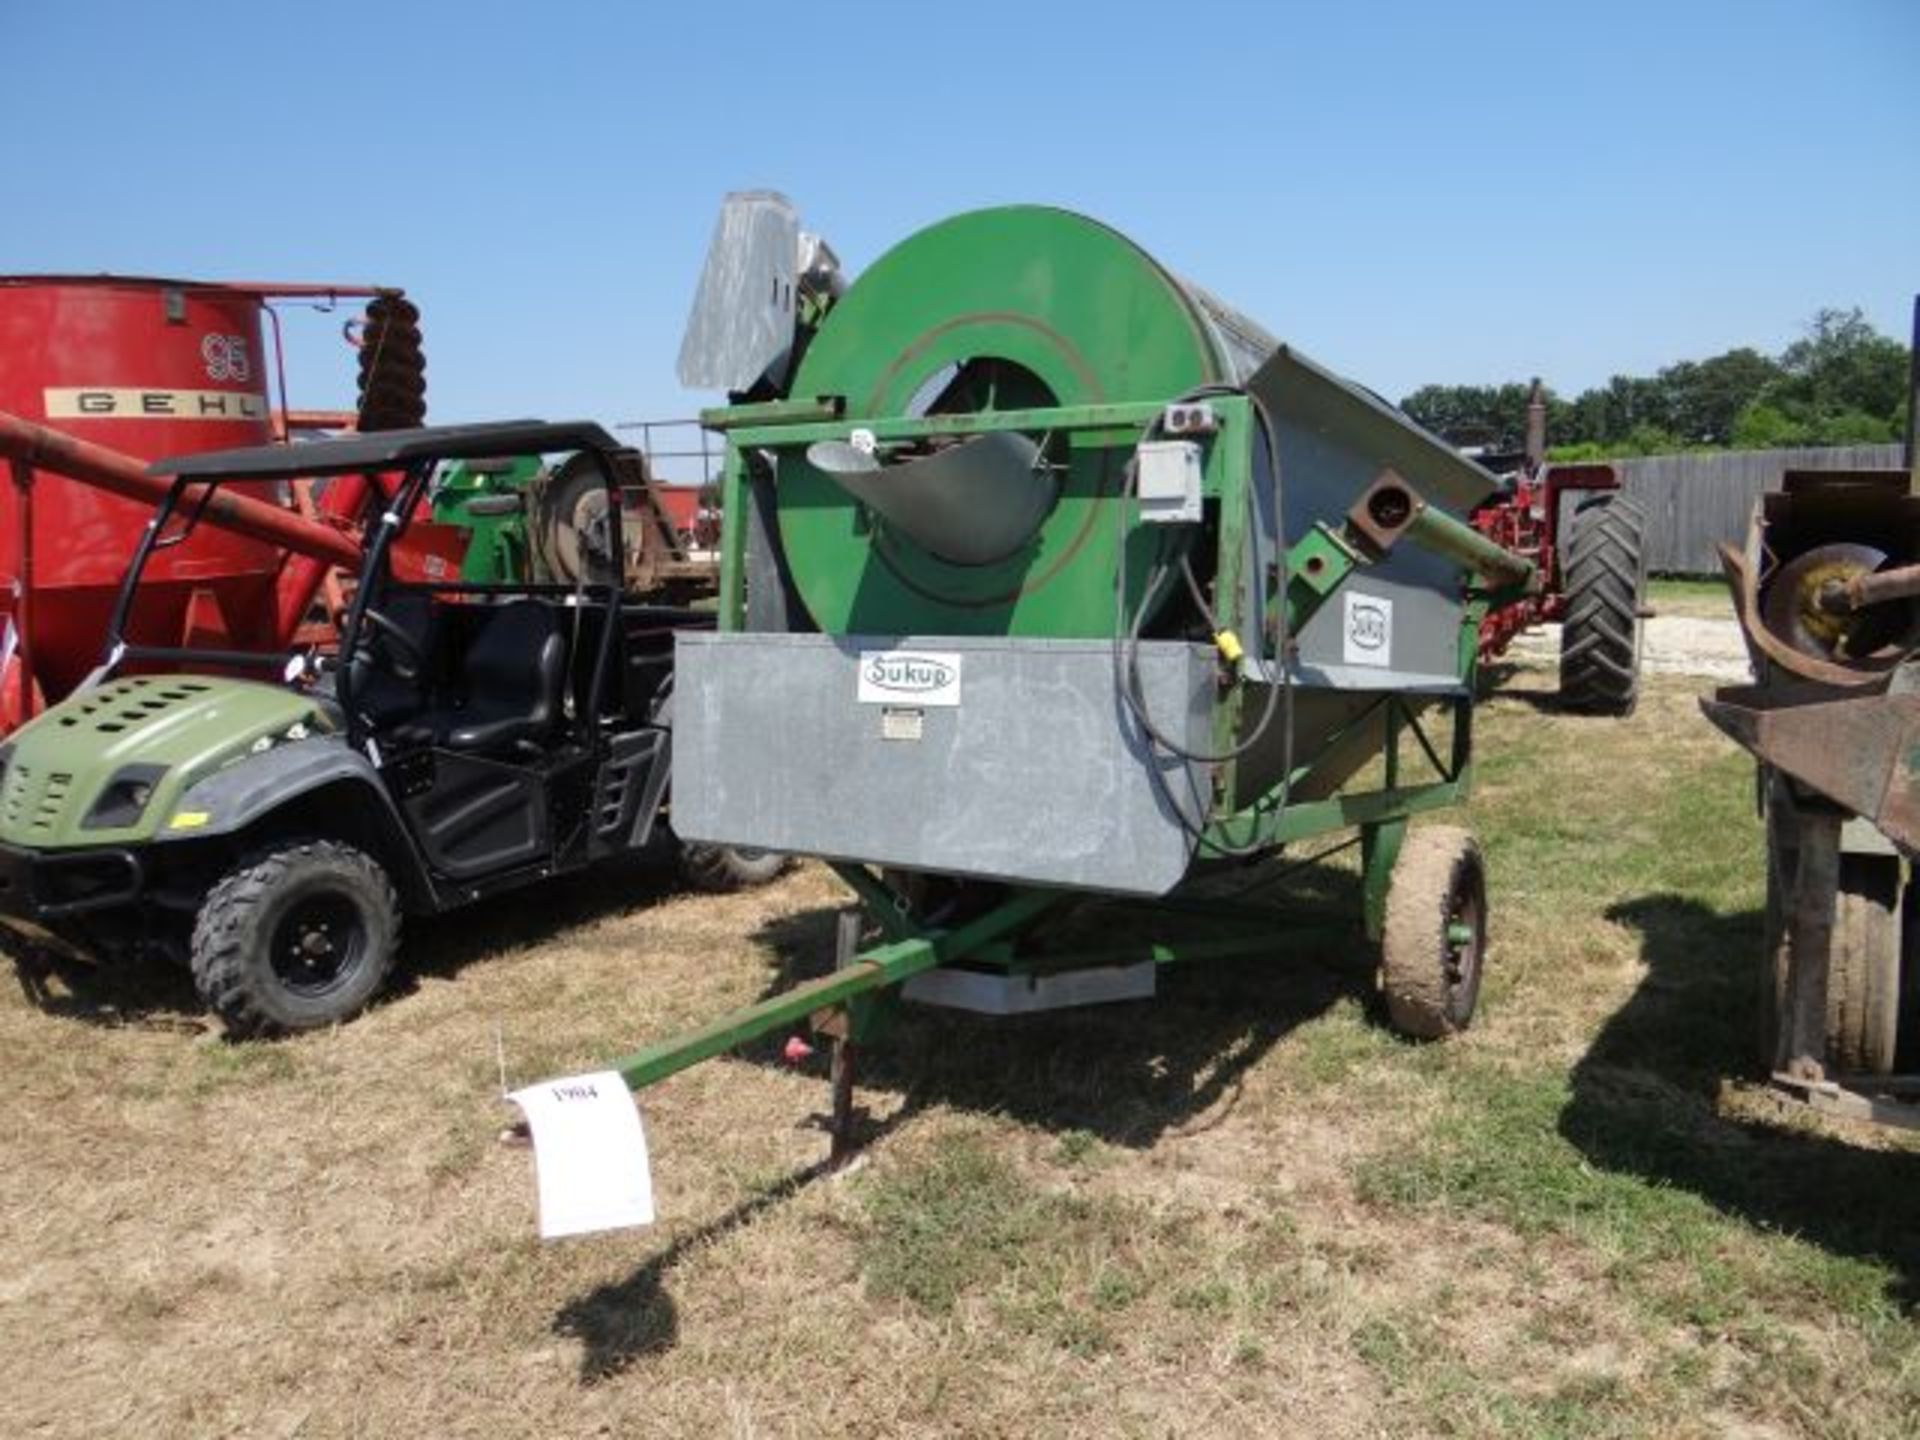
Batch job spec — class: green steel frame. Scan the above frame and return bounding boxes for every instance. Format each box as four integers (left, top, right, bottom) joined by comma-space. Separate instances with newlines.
611, 396, 1510, 1101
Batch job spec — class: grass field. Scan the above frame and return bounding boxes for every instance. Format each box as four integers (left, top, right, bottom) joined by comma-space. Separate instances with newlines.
1648, 577, 1737, 620
3, 664, 1917, 1439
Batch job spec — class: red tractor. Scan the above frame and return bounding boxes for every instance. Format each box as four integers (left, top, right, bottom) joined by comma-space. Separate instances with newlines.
1467, 382, 1649, 714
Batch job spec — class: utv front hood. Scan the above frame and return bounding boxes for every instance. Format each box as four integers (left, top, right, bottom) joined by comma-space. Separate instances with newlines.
0, 675, 336, 849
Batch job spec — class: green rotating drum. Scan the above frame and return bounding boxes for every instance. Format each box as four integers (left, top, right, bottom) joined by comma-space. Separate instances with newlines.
776, 206, 1275, 638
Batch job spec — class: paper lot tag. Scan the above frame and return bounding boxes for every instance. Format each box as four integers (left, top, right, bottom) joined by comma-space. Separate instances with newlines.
508, 1070, 655, 1238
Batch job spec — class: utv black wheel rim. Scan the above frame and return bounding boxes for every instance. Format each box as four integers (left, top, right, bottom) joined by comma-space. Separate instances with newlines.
271, 894, 367, 997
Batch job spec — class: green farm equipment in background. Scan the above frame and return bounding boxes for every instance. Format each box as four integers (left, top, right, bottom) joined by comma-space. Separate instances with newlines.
431, 456, 540, 583
430, 448, 704, 595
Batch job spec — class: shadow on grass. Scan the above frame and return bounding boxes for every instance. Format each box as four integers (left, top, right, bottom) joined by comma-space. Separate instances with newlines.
550, 858, 1379, 1369
6, 844, 692, 1034
1476, 659, 1591, 715
551, 1098, 925, 1381
733, 860, 1376, 1150
1567, 893, 1920, 1304
400, 847, 686, 987
2, 924, 203, 1029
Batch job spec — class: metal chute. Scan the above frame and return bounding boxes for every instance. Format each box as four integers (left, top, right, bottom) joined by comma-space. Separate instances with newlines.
677, 191, 844, 397
805, 432, 1055, 567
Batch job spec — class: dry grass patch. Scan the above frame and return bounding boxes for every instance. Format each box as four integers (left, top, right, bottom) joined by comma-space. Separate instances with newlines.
1648, 577, 1737, 621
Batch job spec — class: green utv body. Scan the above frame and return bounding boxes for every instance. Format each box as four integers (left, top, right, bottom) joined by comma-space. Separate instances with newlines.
0, 676, 333, 851
0, 422, 781, 1037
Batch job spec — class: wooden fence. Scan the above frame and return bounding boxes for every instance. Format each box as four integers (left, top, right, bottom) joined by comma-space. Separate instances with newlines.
1594, 444, 1906, 574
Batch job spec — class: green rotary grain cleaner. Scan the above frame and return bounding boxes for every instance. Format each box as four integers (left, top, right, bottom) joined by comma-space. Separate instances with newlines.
533, 194, 1538, 1188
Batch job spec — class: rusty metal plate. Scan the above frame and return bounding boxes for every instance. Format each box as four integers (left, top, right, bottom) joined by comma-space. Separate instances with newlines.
1701, 685, 1920, 854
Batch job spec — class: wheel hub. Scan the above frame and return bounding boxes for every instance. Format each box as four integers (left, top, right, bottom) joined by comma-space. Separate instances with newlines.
1763, 543, 1915, 663
271, 894, 364, 997
1444, 893, 1483, 995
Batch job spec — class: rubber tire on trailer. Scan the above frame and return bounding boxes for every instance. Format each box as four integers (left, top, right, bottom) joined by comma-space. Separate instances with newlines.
1827, 854, 1902, 1076
681, 843, 791, 893
1758, 782, 1799, 1071
1759, 794, 1903, 1076
1901, 875, 1920, 1072
1558, 493, 1648, 716
190, 839, 400, 1038
1380, 825, 1488, 1039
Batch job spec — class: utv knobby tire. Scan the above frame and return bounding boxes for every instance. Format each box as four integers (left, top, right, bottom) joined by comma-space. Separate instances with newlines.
1380, 826, 1487, 1039
1558, 494, 1648, 715
680, 844, 790, 893
191, 839, 400, 1038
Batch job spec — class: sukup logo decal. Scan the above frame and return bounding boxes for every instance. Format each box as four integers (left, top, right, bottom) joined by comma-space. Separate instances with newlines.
1341, 591, 1394, 668
864, 655, 955, 693
857, 650, 962, 707
1348, 603, 1388, 650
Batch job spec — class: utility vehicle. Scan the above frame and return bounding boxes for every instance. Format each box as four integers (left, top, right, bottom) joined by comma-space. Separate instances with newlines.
0, 421, 779, 1034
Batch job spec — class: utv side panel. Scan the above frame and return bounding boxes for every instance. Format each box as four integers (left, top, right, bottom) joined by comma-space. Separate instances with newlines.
160, 741, 440, 907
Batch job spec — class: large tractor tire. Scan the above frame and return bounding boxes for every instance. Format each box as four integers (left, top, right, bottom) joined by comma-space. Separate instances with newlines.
191, 839, 400, 1038
681, 843, 791, 893
1558, 493, 1648, 715
1380, 826, 1487, 1039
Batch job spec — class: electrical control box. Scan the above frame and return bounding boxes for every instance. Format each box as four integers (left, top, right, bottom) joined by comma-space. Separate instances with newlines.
1136, 440, 1204, 524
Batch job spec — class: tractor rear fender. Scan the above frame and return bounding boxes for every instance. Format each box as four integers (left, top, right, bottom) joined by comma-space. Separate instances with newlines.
153, 740, 440, 911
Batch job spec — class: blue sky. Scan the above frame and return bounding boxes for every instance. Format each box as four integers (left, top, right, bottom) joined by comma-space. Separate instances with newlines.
4, 0, 1914, 450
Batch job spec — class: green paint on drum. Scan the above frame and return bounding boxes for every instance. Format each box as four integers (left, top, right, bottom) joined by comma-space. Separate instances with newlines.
779, 207, 1241, 637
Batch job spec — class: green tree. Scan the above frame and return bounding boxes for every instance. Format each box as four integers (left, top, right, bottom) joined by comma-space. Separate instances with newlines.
1729, 401, 1806, 449
1400, 382, 1545, 452
1403, 305, 1908, 458
1399, 384, 1497, 444
1773, 307, 1910, 419
1656, 347, 1782, 445
1808, 409, 1898, 445
1566, 374, 1669, 447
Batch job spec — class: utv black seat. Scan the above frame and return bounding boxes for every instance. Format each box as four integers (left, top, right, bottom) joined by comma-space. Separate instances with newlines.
441, 601, 566, 753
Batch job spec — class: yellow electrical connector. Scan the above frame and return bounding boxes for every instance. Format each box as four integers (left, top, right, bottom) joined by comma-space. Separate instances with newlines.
1213, 630, 1244, 665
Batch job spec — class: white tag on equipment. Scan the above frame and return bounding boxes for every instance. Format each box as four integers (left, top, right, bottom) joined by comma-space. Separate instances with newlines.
508, 1070, 656, 1238
1341, 591, 1394, 668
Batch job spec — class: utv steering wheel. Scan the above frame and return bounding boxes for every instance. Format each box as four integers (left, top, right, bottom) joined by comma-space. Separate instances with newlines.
353, 607, 425, 680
